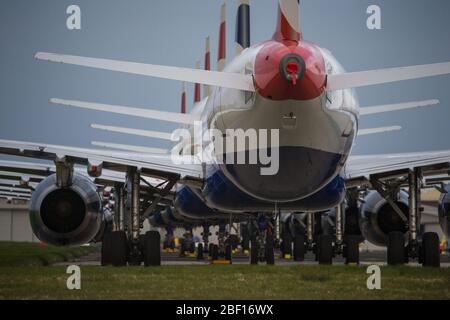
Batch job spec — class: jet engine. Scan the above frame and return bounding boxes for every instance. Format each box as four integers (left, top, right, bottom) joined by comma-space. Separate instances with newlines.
29, 173, 106, 246
438, 184, 450, 238
148, 207, 192, 228
359, 190, 410, 246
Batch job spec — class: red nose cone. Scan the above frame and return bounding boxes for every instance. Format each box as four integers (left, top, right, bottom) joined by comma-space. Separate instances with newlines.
254, 40, 326, 101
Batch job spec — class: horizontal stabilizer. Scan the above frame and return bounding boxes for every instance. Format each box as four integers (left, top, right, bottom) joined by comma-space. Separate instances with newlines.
0, 186, 31, 194
91, 141, 168, 154
327, 62, 450, 91
35, 52, 255, 92
0, 191, 31, 199
0, 171, 44, 180
51, 98, 199, 125
91, 124, 173, 141
0, 179, 37, 188
360, 99, 439, 116
358, 126, 402, 136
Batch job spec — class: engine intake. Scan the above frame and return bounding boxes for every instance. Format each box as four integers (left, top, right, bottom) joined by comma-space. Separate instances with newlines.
359, 190, 410, 247
30, 173, 104, 246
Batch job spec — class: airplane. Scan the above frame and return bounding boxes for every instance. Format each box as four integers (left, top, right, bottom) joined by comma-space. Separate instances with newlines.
1, 0, 450, 267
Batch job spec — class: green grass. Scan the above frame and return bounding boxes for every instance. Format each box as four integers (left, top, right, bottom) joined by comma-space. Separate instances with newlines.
0, 265, 449, 300
0, 241, 96, 267
0, 242, 448, 300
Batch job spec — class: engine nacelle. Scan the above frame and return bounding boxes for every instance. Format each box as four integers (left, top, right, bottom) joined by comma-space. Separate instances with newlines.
29, 173, 104, 246
148, 207, 190, 228
359, 190, 410, 247
438, 184, 450, 238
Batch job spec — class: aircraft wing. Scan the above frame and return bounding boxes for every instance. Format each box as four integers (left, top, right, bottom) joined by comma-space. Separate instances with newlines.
327, 62, 450, 91
35, 52, 255, 92
345, 150, 450, 186
0, 139, 203, 188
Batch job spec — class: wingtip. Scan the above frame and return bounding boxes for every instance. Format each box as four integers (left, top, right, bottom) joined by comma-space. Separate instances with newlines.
431, 99, 440, 105
49, 98, 62, 105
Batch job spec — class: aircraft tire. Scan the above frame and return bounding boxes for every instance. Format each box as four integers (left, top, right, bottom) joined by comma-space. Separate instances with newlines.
317, 234, 333, 265
265, 234, 275, 265
101, 231, 128, 267
197, 243, 204, 260
211, 244, 219, 261
293, 234, 305, 261
250, 239, 259, 265
422, 232, 440, 267
387, 231, 405, 266
144, 231, 161, 266
225, 243, 232, 261
344, 235, 360, 264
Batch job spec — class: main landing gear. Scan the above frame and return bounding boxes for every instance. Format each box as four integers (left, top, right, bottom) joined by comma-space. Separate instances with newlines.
101, 168, 161, 267
372, 168, 440, 267
288, 209, 359, 265
209, 223, 233, 263
249, 215, 275, 265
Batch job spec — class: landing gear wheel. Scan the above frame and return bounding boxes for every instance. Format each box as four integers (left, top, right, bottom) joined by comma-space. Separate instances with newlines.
208, 243, 214, 256
242, 234, 250, 253
293, 234, 306, 262
422, 232, 440, 267
250, 239, 259, 265
281, 235, 293, 258
179, 239, 187, 257
265, 235, 275, 265
211, 244, 219, 261
197, 243, 204, 260
344, 235, 360, 265
387, 231, 405, 266
143, 231, 161, 266
225, 243, 232, 261
101, 231, 128, 266
317, 234, 333, 265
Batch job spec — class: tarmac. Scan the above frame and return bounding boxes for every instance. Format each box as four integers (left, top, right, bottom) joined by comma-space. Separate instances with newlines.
54, 248, 450, 267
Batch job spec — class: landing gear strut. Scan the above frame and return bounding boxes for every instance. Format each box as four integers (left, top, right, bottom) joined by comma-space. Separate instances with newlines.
372, 168, 440, 267
214, 223, 232, 262
250, 215, 275, 265
101, 168, 161, 266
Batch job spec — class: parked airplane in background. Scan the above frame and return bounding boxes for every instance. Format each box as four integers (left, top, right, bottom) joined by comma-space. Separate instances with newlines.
1, 0, 450, 267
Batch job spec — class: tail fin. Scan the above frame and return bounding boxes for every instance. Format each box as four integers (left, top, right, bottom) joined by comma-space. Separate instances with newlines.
273, 0, 301, 43
204, 36, 211, 97
235, 0, 250, 56
194, 61, 201, 103
181, 82, 186, 114
217, 3, 226, 71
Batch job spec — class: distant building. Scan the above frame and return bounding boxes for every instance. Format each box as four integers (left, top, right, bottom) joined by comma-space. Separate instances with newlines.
0, 199, 38, 242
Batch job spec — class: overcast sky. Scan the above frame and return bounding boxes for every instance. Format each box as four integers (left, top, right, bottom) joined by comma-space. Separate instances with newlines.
1, 0, 450, 160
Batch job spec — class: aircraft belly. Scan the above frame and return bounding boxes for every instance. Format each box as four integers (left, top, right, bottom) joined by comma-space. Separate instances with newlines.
207, 93, 354, 202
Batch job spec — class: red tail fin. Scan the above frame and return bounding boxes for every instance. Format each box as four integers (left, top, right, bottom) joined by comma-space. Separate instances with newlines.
273, 0, 301, 43
204, 36, 211, 97
194, 61, 201, 103
181, 82, 186, 114
217, 3, 226, 71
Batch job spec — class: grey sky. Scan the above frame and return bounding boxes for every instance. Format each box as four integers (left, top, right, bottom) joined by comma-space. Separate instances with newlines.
1, 0, 450, 160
